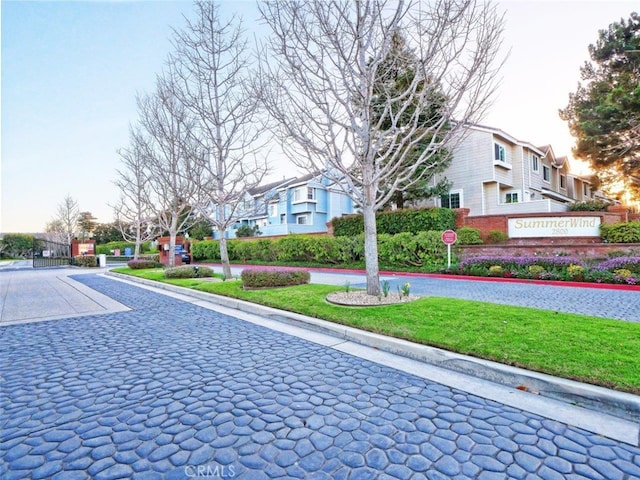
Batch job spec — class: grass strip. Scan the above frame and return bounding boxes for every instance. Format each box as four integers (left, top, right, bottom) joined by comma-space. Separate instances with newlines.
113, 267, 640, 394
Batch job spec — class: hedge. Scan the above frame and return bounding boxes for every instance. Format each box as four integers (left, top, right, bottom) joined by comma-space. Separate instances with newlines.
96, 241, 153, 255
332, 207, 456, 236
74, 255, 97, 267
191, 231, 456, 268
241, 269, 310, 288
165, 265, 214, 279
600, 222, 640, 244
128, 259, 163, 269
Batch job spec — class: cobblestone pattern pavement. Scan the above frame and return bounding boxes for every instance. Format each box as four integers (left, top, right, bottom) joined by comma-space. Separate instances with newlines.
1, 274, 639, 479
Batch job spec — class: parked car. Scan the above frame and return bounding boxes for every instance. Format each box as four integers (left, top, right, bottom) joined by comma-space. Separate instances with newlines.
181, 252, 191, 264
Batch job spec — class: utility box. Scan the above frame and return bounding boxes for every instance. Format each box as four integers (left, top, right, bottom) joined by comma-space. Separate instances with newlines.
98, 254, 107, 268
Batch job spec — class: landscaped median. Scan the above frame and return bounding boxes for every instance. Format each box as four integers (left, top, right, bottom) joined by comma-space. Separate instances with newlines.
111, 266, 640, 396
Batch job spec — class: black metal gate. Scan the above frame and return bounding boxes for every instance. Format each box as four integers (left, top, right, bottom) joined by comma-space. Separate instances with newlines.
32, 238, 71, 268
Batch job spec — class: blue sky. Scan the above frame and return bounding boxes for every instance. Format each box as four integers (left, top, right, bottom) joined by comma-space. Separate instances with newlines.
1, 1, 637, 232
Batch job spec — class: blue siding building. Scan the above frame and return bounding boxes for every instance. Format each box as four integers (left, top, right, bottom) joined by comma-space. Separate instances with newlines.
213, 172, 355, 239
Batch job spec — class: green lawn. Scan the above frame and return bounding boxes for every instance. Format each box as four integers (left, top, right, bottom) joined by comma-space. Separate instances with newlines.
112, 267, 640, 394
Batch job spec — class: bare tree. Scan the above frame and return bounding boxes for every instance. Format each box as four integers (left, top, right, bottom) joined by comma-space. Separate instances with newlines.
258, 0, 505, 295
113, 127, 160, 259
52, 195, 80, 245
136, 75, 205, 267
169, 1, 269, 279
44, 219, 68, 244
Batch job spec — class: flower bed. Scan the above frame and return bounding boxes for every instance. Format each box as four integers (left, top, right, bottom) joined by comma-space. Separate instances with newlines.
458, 256, 639, 285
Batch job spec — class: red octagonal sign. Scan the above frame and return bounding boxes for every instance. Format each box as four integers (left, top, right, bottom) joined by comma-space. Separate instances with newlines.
441, 229, 457, 245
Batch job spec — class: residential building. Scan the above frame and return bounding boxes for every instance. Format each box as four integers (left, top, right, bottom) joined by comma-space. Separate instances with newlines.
423, 124, 596, 216
214, 172, 355, 239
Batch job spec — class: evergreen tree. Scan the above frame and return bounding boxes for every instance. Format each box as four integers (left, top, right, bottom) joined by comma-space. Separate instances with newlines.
561, 12, 640, 202
370, 32, 452, 210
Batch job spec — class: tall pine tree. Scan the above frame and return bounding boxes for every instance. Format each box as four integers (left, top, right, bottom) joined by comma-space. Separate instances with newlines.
561, 12, 640, 202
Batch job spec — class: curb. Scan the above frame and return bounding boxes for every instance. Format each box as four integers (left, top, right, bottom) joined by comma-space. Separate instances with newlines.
106, 271, 640, 446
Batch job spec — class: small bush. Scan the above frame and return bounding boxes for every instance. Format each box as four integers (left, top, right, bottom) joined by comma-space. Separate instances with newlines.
614, 269, 633, 279
165, 265, 214, 279
128, 259, 163, 269
600, 222, 640, 244
486, 230, 509, 244
74, 255, 97, 267
567, 264, 585, 278
236, 225, 261, 237
456, 227, 483, 245
528, 265, 545, 276
568, 199, 611, 211
488, 265, 503, 276
241, 269, 310, 288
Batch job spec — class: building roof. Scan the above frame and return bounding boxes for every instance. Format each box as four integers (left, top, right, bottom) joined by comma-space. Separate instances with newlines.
248, 177, 296, 196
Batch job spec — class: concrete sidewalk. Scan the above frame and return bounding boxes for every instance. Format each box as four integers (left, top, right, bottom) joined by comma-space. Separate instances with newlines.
0, 265, 129, 325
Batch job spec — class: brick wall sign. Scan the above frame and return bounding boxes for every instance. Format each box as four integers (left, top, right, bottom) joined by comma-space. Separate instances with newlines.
508, 216, 601, 238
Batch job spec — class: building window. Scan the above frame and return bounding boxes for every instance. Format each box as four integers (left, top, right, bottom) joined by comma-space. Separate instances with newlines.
560, 175, 566, 189
506, 192, 518, 203
307, 187, 316, 200
280, 214, 286, 224
531, 155, 539, 172
440, 192, 461, 209
494, 143, 506, 162
268, 203, 278, 217
583, 184, 589, 196
542, 165, 550, 182
296, 215, 308, 225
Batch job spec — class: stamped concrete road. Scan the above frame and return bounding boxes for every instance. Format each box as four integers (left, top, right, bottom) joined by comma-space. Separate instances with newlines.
1, 266, 640, 479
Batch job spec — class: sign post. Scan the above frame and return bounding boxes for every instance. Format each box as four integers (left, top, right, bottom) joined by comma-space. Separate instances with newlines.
441, 230, 457, 269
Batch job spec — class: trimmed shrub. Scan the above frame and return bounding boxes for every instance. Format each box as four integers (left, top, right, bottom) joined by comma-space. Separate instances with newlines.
74, 255, 97, 267
568, 199, 611, 211
566, 264, 585, 278
332, 207, 456, 236
241, 269, 310, 288
600, 222, 640, 244
127, 259, 163, 269
275, 235, 315, 262
456, 227, 483, 245
489, 265, 503, 276
253, 239, 279, 262
138, 254, 160, 263
164, 265, 214, 279
236, 225, 261, 237
528, 265, 545, 276
96, 241, 151, 255
378, 231, 446, 267
191, 240, 220, 261
486, 230, 509, 244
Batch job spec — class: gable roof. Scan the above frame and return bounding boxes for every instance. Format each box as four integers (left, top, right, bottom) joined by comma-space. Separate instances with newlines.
248, 177, 296, 196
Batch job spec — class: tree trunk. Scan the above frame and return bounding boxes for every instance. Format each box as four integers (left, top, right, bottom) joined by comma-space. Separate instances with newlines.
168, 215, 178, 267
134, 227, 142, 260
218, 231, 232, 279
362, 203, 380, 296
